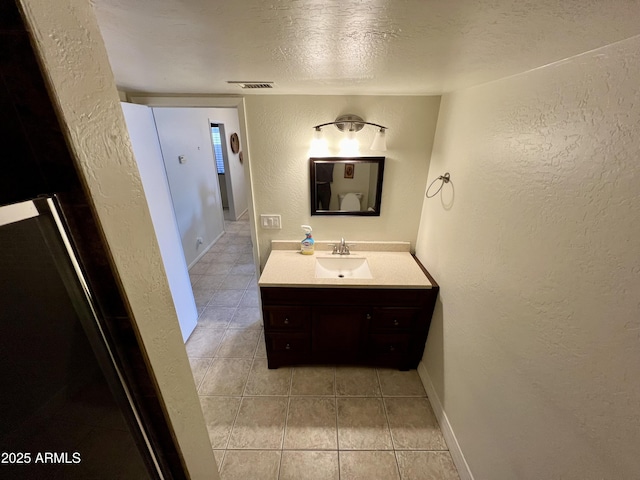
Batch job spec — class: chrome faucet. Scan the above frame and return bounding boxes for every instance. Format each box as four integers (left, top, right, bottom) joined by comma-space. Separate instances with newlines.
331, 237, 351, 255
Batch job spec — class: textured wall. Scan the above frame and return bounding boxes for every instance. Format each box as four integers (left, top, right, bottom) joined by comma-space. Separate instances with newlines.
416, 36, 640, 479
244, 95, 440, 267
18, 1, 219, 478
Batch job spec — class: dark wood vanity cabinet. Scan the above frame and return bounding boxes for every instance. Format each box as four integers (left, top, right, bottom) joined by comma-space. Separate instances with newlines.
260, 283, 439, 370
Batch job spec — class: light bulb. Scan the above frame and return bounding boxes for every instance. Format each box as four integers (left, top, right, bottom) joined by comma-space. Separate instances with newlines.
309, 128, 329, 157
338, 129, 360, 157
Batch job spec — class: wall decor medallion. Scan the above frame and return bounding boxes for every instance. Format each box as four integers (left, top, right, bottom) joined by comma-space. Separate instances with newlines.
230, 133, 240, 154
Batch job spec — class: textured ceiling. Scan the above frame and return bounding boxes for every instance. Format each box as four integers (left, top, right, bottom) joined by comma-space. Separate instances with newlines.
92, 0, 640, 95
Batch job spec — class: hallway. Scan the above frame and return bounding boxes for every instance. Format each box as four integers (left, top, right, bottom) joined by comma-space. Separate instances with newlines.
186, 216, 460, 480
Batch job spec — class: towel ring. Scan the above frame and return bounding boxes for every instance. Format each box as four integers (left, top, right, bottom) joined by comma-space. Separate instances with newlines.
426, 172, 450, 198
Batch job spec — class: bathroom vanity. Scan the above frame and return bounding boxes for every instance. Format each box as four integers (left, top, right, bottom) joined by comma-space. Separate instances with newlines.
258, 242, 438, 370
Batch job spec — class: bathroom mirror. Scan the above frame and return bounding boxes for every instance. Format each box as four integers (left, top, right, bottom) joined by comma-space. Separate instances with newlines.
310, 157, 385, 216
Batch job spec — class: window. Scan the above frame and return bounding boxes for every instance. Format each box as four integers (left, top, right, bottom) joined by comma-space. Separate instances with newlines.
211, 124, 224, 174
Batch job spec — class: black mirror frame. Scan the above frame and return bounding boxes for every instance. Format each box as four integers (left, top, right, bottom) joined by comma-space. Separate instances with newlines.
310, 157, 385, 216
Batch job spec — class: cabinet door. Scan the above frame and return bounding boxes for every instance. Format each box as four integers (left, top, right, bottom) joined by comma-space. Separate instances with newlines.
367, 334, 411, 369
312, 307, 368, 357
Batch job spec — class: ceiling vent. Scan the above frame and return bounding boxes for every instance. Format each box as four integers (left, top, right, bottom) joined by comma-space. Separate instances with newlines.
227, 81, 274, 89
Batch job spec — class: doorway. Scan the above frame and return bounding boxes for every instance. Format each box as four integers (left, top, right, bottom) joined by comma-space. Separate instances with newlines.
211, 123, 235, 221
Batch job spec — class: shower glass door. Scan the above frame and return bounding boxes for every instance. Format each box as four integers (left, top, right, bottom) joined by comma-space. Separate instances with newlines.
0, 197, 162, 479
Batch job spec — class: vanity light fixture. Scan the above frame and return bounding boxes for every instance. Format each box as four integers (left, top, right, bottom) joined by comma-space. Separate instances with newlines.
311, 114, 388, 156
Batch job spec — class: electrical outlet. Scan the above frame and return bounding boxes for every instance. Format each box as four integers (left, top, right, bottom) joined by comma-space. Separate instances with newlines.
260, 214, 282, 229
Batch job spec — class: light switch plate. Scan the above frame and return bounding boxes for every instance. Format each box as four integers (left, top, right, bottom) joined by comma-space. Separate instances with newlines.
260, 214, 281, 229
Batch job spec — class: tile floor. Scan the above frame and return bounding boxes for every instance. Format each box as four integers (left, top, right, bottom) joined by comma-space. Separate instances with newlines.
186, 215, 460, 480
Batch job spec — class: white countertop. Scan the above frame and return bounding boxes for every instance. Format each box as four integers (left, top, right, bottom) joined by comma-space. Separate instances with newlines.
258, 249, 433, 289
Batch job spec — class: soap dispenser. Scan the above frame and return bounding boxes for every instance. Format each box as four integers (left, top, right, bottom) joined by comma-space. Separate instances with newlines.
300, 225, 315, 255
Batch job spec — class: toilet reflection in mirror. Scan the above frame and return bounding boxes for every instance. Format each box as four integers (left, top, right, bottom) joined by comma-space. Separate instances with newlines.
310, 157, 385, 216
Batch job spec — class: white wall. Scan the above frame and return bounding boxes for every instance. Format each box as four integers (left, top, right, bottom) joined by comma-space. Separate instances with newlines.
121, 102, 198, 341
244, 95, 440, 267
416, 36, 640, 479
152, 107, 227, 267
215, 108, 249, 220
17, 1, 219, 478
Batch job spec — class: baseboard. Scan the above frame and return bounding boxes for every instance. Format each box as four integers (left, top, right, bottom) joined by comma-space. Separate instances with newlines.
418, 361, 474, 480
235, 208, 248, 221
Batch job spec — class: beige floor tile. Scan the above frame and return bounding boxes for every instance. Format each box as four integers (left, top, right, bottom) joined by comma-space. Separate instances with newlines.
219, 274, 253, 290
240, 288, 261, 307
209, 289, 245, 307
284, 397, 337, 449
216, 328, 260, 358
198, 306, 235, 329
192, 284, 217, 309
213, 450, 225, 470
335, 366, 381, 396
203, 252, 240, 264
223, 223, 242, 232
291, 366, 335, 396
185, 326, 226, 357
227, 397, 288, 449
377, 369, 426, 397
189, 273, 202, 287
280, 451, 339, 480
231, 263, 257, 275
189, 262, 211, 275
214, 233, 233, 243
247, 276, 258, 289
229, 306, 263, 330
396, 451, 460, 480
208, 243, 229, 253
337, 398, 393, 450
205, 262, 235, 276
199, 396, 241, 449
254, 334, 268, 358
195, 274, 226, 289
384, 398, 447, 450
244, 357, 292, 395
219, 450, 280, 480
236, 253, 255, 264
226, 244, 252, 253
188, 357, 212, 388
339, 451, 400, 480
198, 358, 252, 395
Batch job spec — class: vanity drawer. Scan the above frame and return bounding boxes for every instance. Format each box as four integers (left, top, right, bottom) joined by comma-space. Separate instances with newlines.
267, 333, 310, 352
370, 308, 418, 331
368, 333, 410, 355
263, 306, 311, 330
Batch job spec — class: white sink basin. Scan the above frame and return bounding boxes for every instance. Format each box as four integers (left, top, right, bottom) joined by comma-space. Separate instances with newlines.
315, 256, 373, 279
